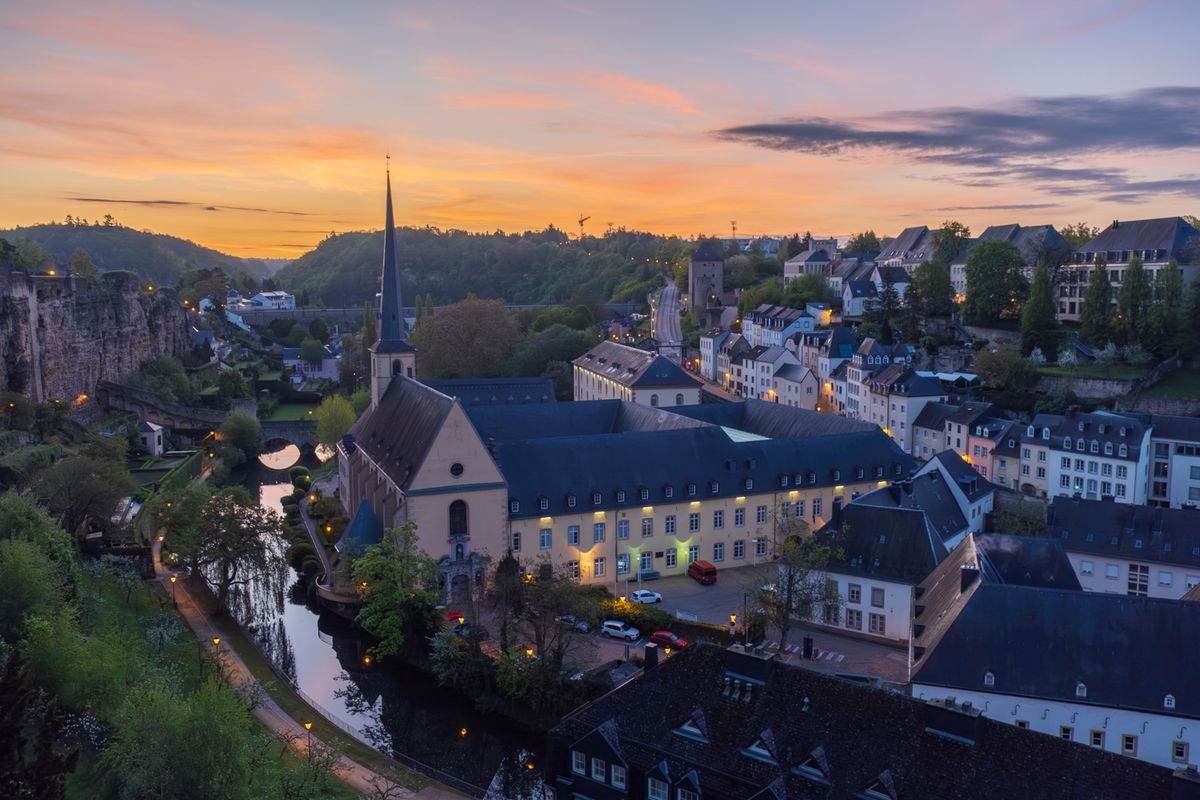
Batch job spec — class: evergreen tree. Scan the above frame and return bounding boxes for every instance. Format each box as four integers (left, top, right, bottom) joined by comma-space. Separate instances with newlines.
1020, 261, 1059, 357
1145, 259, 1184, 357
1116, 254, 1152, 344
962, 240, 1026, 324
1079, 254, 1113, 346
907, 260, 954, 317
1185, 279, 1200, 355
425, 292, 434, 317
360, 301, 376, 369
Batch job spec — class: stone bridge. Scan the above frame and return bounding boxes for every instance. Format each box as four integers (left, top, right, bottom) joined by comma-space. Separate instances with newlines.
97, 381, 316, 446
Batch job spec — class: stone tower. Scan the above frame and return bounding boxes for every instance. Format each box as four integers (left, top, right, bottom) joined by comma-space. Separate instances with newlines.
687, 239, 725, 329
369, 168, 416, 409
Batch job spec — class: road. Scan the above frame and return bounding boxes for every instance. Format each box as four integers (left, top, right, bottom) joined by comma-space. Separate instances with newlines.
653, 283, 683, 346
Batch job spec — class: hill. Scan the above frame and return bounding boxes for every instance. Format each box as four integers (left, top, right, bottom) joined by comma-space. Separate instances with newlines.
0, 222, 282, 286
275, 226, 689, 307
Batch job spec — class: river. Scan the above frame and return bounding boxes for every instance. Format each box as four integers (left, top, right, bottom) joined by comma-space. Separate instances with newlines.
225, 443, 545, 797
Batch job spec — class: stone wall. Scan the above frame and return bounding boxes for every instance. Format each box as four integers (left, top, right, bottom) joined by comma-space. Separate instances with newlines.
0, 271, 190, 402
1038, 375, 1140, 399
1117, 397, 1200, 416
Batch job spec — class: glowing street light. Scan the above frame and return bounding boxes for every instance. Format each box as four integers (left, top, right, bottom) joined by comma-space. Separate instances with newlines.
169, 574, 177, 605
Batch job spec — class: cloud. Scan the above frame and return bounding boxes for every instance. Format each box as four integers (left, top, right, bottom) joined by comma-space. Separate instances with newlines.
934, 203, 1062, 211
1043, 0, 1156, 42
579, 73, 696, 115
443, 91, 567, 111
68, 196, 313, 216
716, 86, 1200, 201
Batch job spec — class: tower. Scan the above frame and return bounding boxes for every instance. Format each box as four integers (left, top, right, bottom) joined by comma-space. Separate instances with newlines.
370, 167, 416, 408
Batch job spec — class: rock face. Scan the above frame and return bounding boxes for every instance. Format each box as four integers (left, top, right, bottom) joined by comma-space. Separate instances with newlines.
0, 271, 191, 402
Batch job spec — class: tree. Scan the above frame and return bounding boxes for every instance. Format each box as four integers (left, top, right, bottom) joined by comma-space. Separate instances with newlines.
844, 231, 881, 253
0, 539, 62, 638
782, 274, 835, 306
974, 349, 1039, 390
286, 323, 309, 347
1185, 279, 1200, 355
1116, 255, 1152, 344
929, 220, 971, 268
1079, 255, 1114, 346
361, 302, 377, 364
68, 247, 97, 279
410, 297, 520, 378
506, 324, 593, 377
758, 527, 839, 651
350, 387, 371, 415
1020, 261, 1059, 357
219, 410, 261, 458
906, 260, 955, 317
157, 486, 282, 609
32, 455, 135, 534
11, 239, 50, 272
313, 394, 356, 451
351, 523, 439, 658
299, 337, 326, 366
216, 369, 251, 402
488, 553, 525, 653
1059, 222, 1100, 249
1145, 259, 1185, 357
962, 240, 1026, 324
307, 316, 330, 343
0, 648, 76, 799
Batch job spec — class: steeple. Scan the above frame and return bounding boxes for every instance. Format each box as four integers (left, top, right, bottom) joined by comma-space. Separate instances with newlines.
369, 163, 416, 409
379, 165, 404, 343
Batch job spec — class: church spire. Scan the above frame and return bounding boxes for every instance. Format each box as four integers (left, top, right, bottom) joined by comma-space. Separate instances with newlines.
378, 164, 404, 344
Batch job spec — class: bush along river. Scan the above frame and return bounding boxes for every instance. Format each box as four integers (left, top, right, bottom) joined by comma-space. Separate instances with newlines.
224, 442, 546, 798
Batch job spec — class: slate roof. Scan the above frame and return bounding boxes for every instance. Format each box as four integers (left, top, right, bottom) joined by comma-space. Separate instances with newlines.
820, 502, 948, 585
830, 258, 874, 282
1019, 412, 1065, 444
421, 377, 556, 406
784, 248, 831, 266
1047, 496, 1200, 570
974, 533, 1082, 589
952, 224, 1071, 267
667, 399, 879, 440
945, 401, 999, 427
877, 226, 932, 263
1149, 413, 1200, 441
691, 240, 725, 262
913, 584, 1200, 719
493, 420, 912, 520
865, 363, 945, 397
844, 279, 876, 298
873, 265, 909, 285
349, 377, 454, 489
466, 399, 707, 444
928, 450, 993, 502
1076, 217, 1200, 263
550, 643, 1182, 800
988, 421, 1022, 458
822, 326, 858, 360
772, 364, 812, 384
913, 401, 957, 432
854, 471, 969, 550
1047, 409, 1148, 461
336, 498, 385, 554
574, 341, 701, 389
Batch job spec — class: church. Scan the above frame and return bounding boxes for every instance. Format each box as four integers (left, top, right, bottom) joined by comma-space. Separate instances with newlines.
338, 172, 914, 600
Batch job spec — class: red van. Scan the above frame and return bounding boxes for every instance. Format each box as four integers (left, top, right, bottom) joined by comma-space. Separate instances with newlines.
687, 560, 717, 585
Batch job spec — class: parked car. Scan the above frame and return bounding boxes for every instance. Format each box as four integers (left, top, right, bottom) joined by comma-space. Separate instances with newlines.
601, 620, 640, 641
556, 614, 590, 633
630, 589, 662, 604
687, 560, 718, 585
648, 630, 689, 649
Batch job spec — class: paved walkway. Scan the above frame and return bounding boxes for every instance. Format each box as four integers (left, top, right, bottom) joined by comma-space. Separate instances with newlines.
150, 537, 466, 799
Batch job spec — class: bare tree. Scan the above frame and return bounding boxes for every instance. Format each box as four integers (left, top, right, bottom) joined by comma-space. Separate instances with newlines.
758, 521, 840, 651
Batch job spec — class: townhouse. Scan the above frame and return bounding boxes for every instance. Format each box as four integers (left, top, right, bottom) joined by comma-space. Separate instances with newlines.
861, 363, 947, 454
1148, 414, 1200, 509
741, 304, 815, 348
698, 330, 731, 382
735, 345, 800, 401
843, 339, 914, 421
573, 340, 702, 407
770, 364, 818, 410
1044, 410, 1152, 505
716, 333, 750, 393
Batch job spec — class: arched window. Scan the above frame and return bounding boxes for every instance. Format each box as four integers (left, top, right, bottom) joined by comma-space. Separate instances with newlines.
675, 393, 684, 405
449, 500, 469, 537
392, 360, 404, 375
650, 394, 659, 407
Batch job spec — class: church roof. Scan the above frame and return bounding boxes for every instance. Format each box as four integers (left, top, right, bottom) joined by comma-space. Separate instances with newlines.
336, 498, 385, 554
377, 169, 410, 350
349, 377, 453, 490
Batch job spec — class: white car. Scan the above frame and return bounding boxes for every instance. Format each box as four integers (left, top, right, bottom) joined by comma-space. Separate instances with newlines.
630, 589, 662, 604
601, 620, 640, 641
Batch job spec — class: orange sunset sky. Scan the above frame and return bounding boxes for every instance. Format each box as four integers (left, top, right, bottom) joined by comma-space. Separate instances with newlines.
1, 0, 1198, 258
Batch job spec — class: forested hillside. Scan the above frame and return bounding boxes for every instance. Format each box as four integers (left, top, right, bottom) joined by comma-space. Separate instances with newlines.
0, 221, 279, 286
275, 226, 694, 307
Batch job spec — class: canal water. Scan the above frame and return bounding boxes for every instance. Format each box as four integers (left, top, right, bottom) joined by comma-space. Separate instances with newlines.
225, 443, 544, 796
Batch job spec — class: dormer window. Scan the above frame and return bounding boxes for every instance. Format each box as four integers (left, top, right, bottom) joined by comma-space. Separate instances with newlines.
1078, 422, 1085, 432
510, 499, 520, 514
1119, 444, 1128, 457
592, 491, 602, 506
744, 478, 753, 491
856, 467, 865, 479
616, 489, 626, 503
874, 466, 883, 478
1007, 439, 1015, 448
673, 714, 708, 743
687, 482, 696, 497
1042, 427, 1050, 440
1104, 442, 1113, 455
809, 471, 818, 484
664, 485, 674, 499
794, 473, 803, 485
833, 469, 841, 482
780, 474, 789, 488
975, 425, 982, 435
710, 480, 719, 495
1076, 437, 1084, 450
1165, 694, 1176, 710
1027, 425, 1034, 437
1064, 438, 1072, 450
1119, 426, 1127, 436
894, 463, 903, 476
1090, 441, 1099, 453
984, 670, 995, 687
567, 493, 577, 509
639, 487, 649, 501
742, 736, 778, 765
1076, 681, 1087, 699
538, 496, 548, 511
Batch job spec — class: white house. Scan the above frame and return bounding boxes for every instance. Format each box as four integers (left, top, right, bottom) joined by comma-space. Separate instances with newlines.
1148, 414, 1200, 508
572, 340, 701, 407
1045, 410, 1152, 505
738, 345, 799, 401
912, 577, 1200, 771
698, 330, 731, 382
842, 280, 876, 318
250, 290, 296, 310
1047, 497, 1200, 599
861, 363, 947, 455
771, 364, 818, 410
741, 304, 815, 348
137, 421, 164, 456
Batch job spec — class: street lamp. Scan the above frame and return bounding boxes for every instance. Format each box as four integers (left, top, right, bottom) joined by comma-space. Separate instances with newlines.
169, 574, 177, 606
304, 721, 313, 751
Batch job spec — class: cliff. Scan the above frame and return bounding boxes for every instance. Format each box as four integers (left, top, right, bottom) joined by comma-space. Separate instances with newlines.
0, 271, 191, 402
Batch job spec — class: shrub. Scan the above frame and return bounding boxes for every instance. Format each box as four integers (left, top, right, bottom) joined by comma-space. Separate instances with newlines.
1058, 348, 1079, 368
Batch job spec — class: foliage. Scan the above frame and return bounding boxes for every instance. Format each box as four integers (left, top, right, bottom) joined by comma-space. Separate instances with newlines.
217, 368, 252, 402
286, 323, 309, 347
1057, 348, 1078, 368
990, 501, 1047, 536
1059, 222, 1100, 249
410, 297, 520, 379
906, 260, 954, 318
32, 453, 135, 535
156, 485, 283, 609
350, 388, 371, 415
844, 231, 881, 253
783, 273, 836, 306
1028, 347, 1046, 366
1116, 255, 1152, 344
68, 247, 97, 279
307, 316, 330, 343
0, 647, 76, 798
428, 628, 492, 694
351, 523, 439, 658
219, 410, 262, 458
1079, 255, 1113, 346
1020, 261, 1059, 357
128, 355, 195, 405
758, 529, 839, 650
975, 349, 1039, 390
1145, 259, 1185, 357
962, 240, 1027, 324
299, 337, 326, 365
929, 220, 971, 268
0, 539, 63, 639
506, 323, 594, 378
1095, 342, 1120, 365
0, 492, 82, 595
495, 647, 559, 714
313, 394, 357, 450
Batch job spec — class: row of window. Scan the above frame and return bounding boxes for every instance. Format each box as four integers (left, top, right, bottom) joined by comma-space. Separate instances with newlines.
1078, 560, 1200, 593
1017, 727, 1189, 764
1063, 437, 1129, 457
560, 540, 771, 578
1059, 457, 1128, 478
1058, 475, 1128, 497
571, 751, 626, 789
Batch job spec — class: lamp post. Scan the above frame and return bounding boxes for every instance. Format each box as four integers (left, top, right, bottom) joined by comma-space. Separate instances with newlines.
169, 574, 177, 606
304, 721, 313, 752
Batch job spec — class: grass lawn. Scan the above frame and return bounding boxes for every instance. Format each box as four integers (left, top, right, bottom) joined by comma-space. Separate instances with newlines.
1038, 365, 1148, 381
1138, 369, 1200, 400
267, 402, 318, 421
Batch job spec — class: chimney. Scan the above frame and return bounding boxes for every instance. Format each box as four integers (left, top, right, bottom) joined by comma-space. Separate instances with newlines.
960, 563, 981, 593
1112, 219, 1120, 229
643, 642, 659, 671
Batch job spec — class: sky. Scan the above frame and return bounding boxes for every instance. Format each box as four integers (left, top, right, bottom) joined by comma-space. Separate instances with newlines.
1, 0, 1198, 257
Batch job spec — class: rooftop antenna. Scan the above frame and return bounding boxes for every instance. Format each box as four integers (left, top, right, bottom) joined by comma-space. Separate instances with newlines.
731, 220, 738, 242
578, 214, 591, 241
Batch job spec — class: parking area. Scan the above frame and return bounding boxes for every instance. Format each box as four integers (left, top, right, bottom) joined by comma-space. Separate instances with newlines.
634, 563, 776, 625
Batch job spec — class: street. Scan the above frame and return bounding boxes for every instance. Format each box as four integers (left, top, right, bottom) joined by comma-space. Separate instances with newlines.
653, 282, 683, 346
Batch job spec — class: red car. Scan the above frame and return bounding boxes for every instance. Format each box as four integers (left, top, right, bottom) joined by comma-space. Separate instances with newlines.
649, 630, 689, 649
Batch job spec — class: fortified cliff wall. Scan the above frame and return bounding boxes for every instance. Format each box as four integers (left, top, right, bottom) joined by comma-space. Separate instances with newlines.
0, 271, 190, 402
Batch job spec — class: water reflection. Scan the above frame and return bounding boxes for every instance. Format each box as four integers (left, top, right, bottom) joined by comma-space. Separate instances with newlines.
230, 453, 544, 794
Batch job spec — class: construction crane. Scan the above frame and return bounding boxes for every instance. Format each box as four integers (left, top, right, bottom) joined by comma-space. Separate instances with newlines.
578, 214, 591, 241
730, 220, 738, 242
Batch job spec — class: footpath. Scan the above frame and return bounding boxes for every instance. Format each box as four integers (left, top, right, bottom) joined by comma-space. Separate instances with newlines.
150, 537, 466, 799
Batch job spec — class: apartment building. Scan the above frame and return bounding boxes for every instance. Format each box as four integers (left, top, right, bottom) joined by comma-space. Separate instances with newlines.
572, 341, 701, 407
862, 364, 947, 454
1044, 410, 1151, 505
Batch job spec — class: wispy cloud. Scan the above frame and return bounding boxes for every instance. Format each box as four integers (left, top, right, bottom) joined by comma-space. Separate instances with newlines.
69, 196, 313, 216
1043, 0, 1156, 42
443, 91, 567, 111
579, 73, 696, 115
716, 86, 1200, 201
934, 203, 1062, 211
